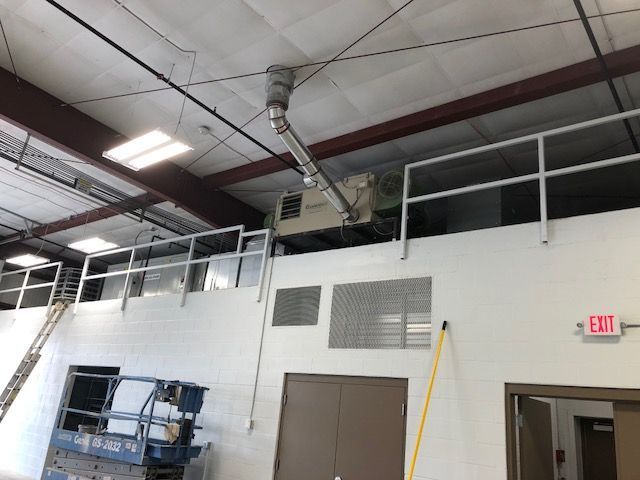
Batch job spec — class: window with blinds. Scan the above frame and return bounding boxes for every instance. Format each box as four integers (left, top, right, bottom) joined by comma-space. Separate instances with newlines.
272, 286, 321, 326
329, 277, 432, 350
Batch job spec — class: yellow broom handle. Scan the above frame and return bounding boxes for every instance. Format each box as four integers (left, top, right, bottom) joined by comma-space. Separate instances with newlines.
407, 321, 447, 480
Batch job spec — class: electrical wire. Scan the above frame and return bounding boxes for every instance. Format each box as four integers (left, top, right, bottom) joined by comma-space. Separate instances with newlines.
0, 142, 88, 165
181, 109, 265, 171
372, 223, 394, 236
0, 133, 211, 235
0, 173, 85, 215
295, 0, 418, 90
0, 163, 124, 218
188, 126, 255, 172
0, 17, 19, 86
173, 5, 640, 171
60, 8, 640, 108
183, 0, 419, 171
0, 161, 167, 236
45, 0, 304, 176
174, 51, 197, 135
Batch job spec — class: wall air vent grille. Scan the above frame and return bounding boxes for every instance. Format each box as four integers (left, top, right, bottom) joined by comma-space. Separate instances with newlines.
280, 192, 303, 220
272, 286, 321, 326
329, 277, 432, 350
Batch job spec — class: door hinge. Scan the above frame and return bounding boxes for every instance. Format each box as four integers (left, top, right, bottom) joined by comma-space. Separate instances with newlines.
275, 457, 280, 471
401, 403, 406, 416
516, 413, 523, 428
282, 393, 287, 406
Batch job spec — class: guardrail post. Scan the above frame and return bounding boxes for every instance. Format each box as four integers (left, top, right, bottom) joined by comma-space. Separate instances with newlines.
538, 136, 549, 244
236, 225, 245, 254
256, 229, 272, 302
180, 237, 196, 307
74, 257, 90, 314
15, 269, 30, 310
46, 262, 63, 315
121, 249, 136, 312
400, 164, 411, 260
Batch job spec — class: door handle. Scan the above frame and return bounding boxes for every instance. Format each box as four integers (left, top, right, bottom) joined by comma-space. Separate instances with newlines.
335, 477, 342, 480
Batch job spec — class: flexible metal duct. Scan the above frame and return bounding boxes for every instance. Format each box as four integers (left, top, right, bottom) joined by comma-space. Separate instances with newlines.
266, 66, 359, 223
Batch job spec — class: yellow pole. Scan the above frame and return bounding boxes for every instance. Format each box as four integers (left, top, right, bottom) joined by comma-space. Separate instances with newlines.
407, 321, 448, 480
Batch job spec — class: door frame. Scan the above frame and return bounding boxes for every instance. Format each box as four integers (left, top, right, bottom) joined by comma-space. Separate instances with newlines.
273, 373, 408, 480
505, 384, 640, 480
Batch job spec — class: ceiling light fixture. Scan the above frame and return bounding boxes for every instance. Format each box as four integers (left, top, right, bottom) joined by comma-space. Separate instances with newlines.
69, 237, 119, 254
6, 254, 50, 267
103, 130, 192, 171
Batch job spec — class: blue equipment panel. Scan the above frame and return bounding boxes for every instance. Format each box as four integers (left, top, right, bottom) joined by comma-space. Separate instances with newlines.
45, 469, 90, 480
50, 429, 144, 464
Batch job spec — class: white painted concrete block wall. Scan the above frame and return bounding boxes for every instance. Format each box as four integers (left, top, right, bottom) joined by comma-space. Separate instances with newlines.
2, 207, 640, 480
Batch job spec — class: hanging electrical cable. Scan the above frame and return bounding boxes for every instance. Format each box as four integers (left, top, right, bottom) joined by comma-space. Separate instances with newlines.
60, 7, 640, 108
572, 0, 640, 152
180, 5, 640, 171
295, 0, 418, 90
0, 131, 213, 238
44, 0, 304, 176
0, 17, 19, 86
185, 0, 419, 171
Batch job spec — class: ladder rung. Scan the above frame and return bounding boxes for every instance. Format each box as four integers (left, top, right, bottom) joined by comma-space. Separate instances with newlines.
0, 302, 68, 423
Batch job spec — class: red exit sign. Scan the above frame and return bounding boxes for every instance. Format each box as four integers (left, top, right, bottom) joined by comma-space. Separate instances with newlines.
584, 314, 621, 336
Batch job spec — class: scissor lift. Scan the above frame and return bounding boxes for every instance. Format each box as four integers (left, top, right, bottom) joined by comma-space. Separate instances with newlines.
45, 374, 209, 480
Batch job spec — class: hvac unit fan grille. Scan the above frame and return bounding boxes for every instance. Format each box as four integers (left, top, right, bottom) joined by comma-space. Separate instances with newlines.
280, 192, 303, 220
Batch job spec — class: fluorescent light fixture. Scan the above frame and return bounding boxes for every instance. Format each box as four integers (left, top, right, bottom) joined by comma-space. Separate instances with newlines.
127, 141, 192, 170
69, 237, 119, 254
6, 254, 49, 267
103, 130, 192, 171
104, 130, 170, 162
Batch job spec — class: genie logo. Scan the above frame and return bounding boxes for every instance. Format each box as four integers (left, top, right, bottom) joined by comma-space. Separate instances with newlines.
73, 434, 90, 446
305, 201, 328, 211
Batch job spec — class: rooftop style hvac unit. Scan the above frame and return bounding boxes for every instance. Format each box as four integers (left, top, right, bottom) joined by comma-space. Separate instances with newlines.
272, 172, 376, 237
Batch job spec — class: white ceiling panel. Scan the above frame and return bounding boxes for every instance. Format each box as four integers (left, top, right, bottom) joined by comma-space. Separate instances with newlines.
242, 0, 341, 31
435, 35, 524, 88
187, 0, 275, 60
120, 0, 218, 36
280, 0, 397, 60
342, 58, 452, 116
0, 0, 638, 228
14, 0, 82, 43
286, 92, 362, 138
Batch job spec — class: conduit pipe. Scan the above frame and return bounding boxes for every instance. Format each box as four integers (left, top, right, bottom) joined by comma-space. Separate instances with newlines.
266, 66, 359, 223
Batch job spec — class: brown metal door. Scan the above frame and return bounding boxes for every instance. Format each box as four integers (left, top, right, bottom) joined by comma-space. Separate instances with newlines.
518, 397, 554, 480
614, 402, 640, 480
333, 383, 406, 480
580, 418, 616, 480
275, 379, 341, 480
275, 375, 407, 480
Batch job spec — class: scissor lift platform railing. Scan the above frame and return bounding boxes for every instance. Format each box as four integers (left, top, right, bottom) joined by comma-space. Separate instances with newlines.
49, 374, 208, 467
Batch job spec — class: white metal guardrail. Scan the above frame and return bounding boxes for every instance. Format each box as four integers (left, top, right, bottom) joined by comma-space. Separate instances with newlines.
400, 107, 640, 259
0, 261, 63, 312
74, 225, 272, 313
